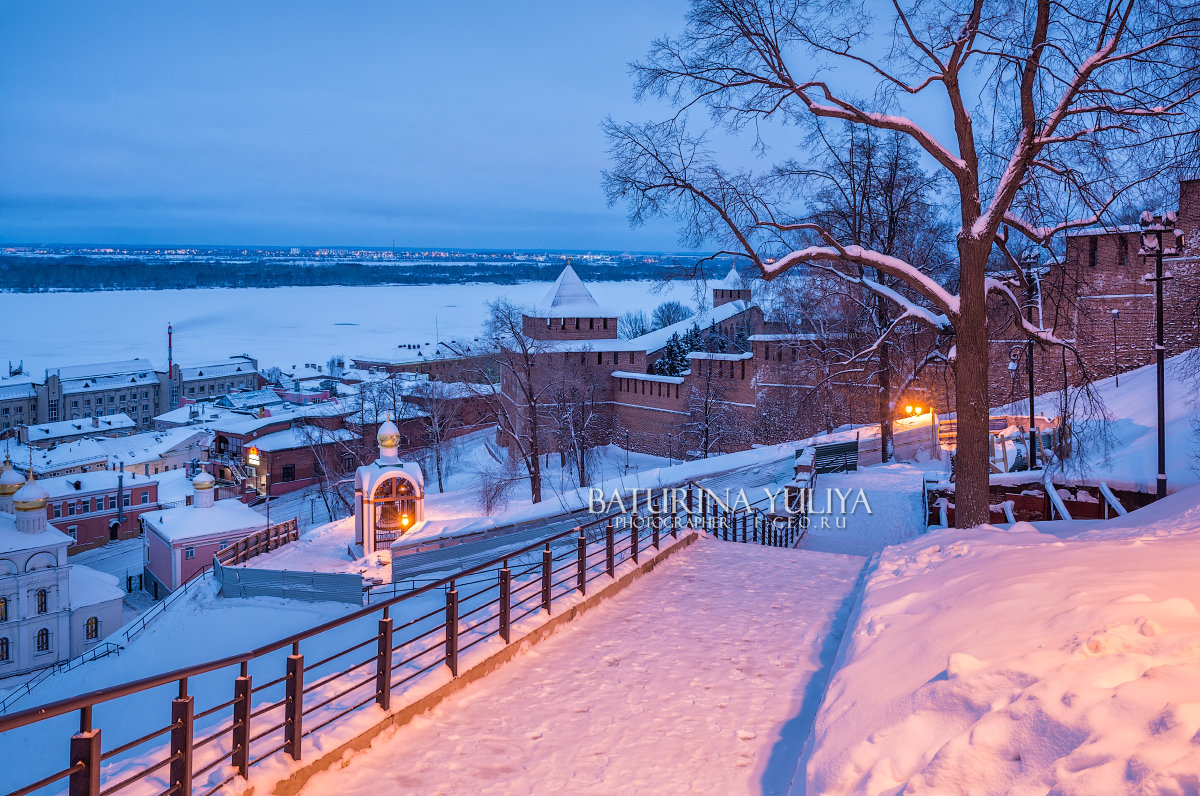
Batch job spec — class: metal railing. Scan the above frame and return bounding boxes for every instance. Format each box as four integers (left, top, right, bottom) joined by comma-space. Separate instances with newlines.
0, 643, 123, 715
0, 494, 717, 796
685, 481, 806, 549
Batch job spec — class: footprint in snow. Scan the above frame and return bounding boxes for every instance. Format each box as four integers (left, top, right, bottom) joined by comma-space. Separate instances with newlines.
737, 729, 757, 741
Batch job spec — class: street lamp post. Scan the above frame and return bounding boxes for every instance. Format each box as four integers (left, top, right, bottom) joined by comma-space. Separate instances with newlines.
1139, 211, 1184, 500
1111, 308, 1120, 388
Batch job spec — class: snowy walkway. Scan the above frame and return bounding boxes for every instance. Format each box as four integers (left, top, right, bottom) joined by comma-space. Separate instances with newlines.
796, 463, 928, 558
298, 538, 863, 796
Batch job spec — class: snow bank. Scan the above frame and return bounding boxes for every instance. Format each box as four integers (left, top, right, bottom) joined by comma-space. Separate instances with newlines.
807, 483, 1200, 795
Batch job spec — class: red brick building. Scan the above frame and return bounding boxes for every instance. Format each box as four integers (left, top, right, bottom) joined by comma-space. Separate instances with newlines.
38, 470, 160, 553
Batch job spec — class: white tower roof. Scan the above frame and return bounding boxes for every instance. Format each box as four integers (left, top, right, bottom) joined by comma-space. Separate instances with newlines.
714, 266, 747, 291
534, 264, 610, 317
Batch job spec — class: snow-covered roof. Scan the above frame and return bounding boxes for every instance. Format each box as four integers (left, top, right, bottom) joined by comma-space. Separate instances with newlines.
353, 339, 485, 366
713, 266, 747, 291
632, 300, 754, 354
611, 371, 686, 385
0, 376, 36, 401
210, 402, 350, 436
0, 512, 71, 554
532, 265, 613, 318
748, 333, 821, 342
153, 402, 241, 427
96, 428, 210, 467
144, 498, 266, 543
215, 389, 283, 410
25, 414, 136, 442
11, 440, 109, 476
152, 469, 196, 505
250, 426, 357, 452
36, 469, 157, 499
178, 358, 256, 381
67, 565, 125, 609
48, 359, 157, 381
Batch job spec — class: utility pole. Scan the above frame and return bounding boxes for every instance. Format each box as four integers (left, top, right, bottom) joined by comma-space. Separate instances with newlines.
1139, 211, 1184, 500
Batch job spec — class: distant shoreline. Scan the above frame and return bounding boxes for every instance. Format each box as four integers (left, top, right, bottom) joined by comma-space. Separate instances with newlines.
0, 255, 735, 293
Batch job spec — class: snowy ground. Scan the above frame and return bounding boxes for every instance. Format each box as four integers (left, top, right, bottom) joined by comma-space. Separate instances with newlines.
0, 280, 695, 375
797, 464, 932, 558
806, 483, 1200, 795
298, 538, 864, 796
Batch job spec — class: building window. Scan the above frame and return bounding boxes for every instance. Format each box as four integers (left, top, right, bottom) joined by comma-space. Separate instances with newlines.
36, 628, 49, 653
184, 547, 195, 560
36, 589, 48, 614
85, 617, 99, 640
0, 637, 8, 661
108, 496, 117, 510
123, 495, 130, 507
1088, 236, 1098, 268
68, 526, 78, 541
0, 597, 6, 622
67, 502, 75, 517
140, 491, 149, 505
53, 503, 62, 518
281, 464, 296, 482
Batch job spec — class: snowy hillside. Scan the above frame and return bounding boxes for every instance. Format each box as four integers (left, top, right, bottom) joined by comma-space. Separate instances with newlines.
807, 483, 1200, 794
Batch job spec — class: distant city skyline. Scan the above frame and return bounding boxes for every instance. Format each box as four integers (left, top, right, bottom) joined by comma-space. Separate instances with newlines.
0, 2, 694, 251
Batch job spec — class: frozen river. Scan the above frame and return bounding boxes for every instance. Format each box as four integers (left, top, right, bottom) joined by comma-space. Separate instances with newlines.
0, 279, 697, 374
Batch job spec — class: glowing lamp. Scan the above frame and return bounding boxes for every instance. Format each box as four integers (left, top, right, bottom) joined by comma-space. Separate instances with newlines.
401, 515, 411, 527
905, 405, 913, 414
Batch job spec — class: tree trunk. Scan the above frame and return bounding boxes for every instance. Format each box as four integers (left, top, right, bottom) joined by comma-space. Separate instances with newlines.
953, 250, 991, 528
878, 339, 893, 463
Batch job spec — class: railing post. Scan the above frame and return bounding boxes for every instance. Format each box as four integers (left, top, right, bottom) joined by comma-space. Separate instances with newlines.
687, 484, 695, 528
700, 489, 707, 527
69, 707, 100, 796
576, 529, 586, 595
284, 646, 304, 760
630, 513, 639, 564
541, 544, 552, 612
652, 514, 660, 549
499, 563, 511, 643
377, 610, 393, 710
232, 665, 251, 778
605, 521, 615, 577
445, 583, 459, 676
170, 679, 194, 796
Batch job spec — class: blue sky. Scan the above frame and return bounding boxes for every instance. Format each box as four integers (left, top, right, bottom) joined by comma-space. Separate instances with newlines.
0, 2, 696, 250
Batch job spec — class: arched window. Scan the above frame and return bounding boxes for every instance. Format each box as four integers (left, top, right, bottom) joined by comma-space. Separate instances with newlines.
36, 589, 48, 614
36, 628, 49, 652
0, 596, 7, 623
0, 637, 8, 661
85, 617, 99, 640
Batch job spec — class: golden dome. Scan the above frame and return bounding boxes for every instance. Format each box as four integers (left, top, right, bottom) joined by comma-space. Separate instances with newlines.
192, 471, 216, 490
377, 415, 401, 450
0, 455, 25, 497
12, 477, 49, 513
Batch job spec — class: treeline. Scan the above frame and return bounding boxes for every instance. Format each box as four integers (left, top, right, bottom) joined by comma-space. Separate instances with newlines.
0, 256, 689, 292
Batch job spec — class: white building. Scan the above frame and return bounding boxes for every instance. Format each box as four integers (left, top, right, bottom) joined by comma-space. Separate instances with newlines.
0, 456, 124, 677
142, 472, 268, 595
97, 427, 211, 476
356, 417, 425, 555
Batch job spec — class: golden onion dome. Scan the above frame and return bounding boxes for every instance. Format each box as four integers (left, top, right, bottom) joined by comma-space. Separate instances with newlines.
12, 476, 49, 513
0, 455, 25, 497
192, 470, 216, 491
377, 415, 401, 449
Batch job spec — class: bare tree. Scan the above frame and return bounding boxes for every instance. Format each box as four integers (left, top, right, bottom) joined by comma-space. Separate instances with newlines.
407, 379, 465, 493
545, 352, 613, 487
684, 355, 742, 457
605, 0, 1200, 526
448, 299, 550, 504
651, 300, 692, 329
618, 310, 652, 339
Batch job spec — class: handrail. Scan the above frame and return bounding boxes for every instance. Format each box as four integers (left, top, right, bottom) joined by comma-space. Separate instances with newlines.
1098, 482, 1128, 517
0, 643, 123, 715
1044, 470, 1072, 521
0, 501, 658, 734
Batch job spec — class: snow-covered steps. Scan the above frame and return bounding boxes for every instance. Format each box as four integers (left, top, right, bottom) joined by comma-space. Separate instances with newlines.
293, 539, 864, 796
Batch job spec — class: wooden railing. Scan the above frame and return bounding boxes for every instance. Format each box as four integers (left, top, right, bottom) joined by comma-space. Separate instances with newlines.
213, 518, 299, 567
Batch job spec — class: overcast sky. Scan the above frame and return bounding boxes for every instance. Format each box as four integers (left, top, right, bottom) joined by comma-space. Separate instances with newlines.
0, 2, 701, 250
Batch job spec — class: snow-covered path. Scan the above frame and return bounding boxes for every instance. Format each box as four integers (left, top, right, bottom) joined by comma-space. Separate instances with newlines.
796, 463, 928, 557
298, 538, 863, 796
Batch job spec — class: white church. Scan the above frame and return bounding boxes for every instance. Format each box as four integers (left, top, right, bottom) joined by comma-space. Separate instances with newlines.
0, 454, 124, 677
